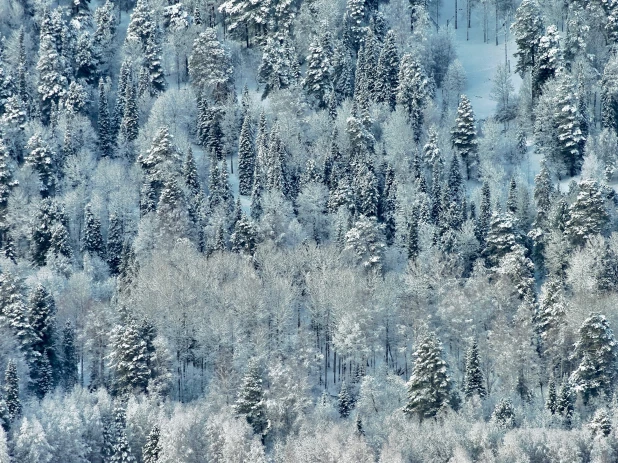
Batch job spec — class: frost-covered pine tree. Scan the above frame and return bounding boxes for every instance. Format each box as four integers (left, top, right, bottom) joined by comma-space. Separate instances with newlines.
83, 205, 106, 259
238, 113, 255, 196
4, 360, 20, 422
218, 0, 270, 47
344, 215, 386, 273
546, 378, 558, 414
234, 359, 268, 437
303, 29, 335, 108
343, 0, 367, 52
0, 134, 17, 213
601, 55, 618, 135
28, 284, 58, 398
354, 163, 379, 217
557, 379, 574, 426
552, 73, 585, 176
93, 0, 117, 72
98, 78, 113, 157
231, 213, 257, 256
125, 0, 155, 49
375, 30, 400, 109
144, 33, 166, 96
75, 32, 97, 83
423, 127, 441, 168
532, 25, 561, 98
589, 408, 612, 437
250, 167, 264, 221
451, 95, 478, 180
570, 313, 617, 403
25, 134, 54, 198
111, 426, 136, 463
108, 319, 150, 396
61, 321, 77, 390
138, 126, 182, 211
113, 60, 132, 136
482, 211, 517, 267
403, 332, 451, 420
408, 208, 420, 259
142, 424, 161, 463
189, 29, 233, 100
511, 0, 544, 76
464, 338, 486, 400
37, 13, 69, 123
118, 80, 139, 145
107, 212, 124, 275
265, 124, 286, 194
565, 179, 609, 247
491, 398, 515, 428
31, 199, 68, 266
183, 148, 201, 198
156, 176, 193, 245
533, 160, 553, 229
258, 35, 299, 99
535, 278, 567, 368
506, 177, 518, 214
338, 379, 352, 418
0, 273, 31, 352
397, 54, 431, 142
118, 240, 139, 295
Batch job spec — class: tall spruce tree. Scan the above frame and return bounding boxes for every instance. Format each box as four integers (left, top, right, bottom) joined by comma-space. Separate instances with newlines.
338, 379, 353, 418
557, 380, 575, 427
98, 78, 113, 157
234, 359, 268, 437
546, 378, 558, 414
403, 332, 451, 420
451, 95, 478, 180
565, 179, 608, 247
231, 213, 257, 256
25, 134, 54, 198
570, 313, 617, 403
118, 80, 139, 145
238, 112, 255, 196
4, 360, 20, 423
397, 54, 431, 142
107, 213, 124, 275
61, 321, 77, 390
482, 211, 517, 267
142, 425, 161, 463
83, 205, 106, 259
189, 29, 233, 99
28, 284, 58, 398
463, 338, 486, 399
108, 319, 150, 396
532, 25, 561, 98
511, 0, 544, 76
303, 30, 335, 108
375, 30, 400, 109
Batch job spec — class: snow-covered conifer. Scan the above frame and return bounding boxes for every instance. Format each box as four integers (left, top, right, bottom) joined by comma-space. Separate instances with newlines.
338, 379, 352, 418
238, 113, 255, 196
234, 359, 268, 436
570, 313, 617, 403
463, 338, 486, 400
451, 95, 478, 179
403, 332, 451, 420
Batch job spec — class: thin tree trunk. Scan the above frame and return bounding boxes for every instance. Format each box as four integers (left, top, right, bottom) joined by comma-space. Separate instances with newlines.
495, 4, 499, 46
455, 0, 458, 29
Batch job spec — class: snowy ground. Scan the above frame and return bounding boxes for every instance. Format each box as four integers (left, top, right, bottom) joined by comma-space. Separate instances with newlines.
439, 0, 523, 121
